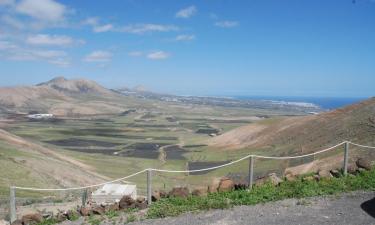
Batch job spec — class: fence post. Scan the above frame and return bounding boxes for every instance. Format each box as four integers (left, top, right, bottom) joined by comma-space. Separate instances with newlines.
343, 142, 349, 176
248, 156, 254, 190
82, 189, 88, 207
10, 186, 16, 223
147, 169, 152, 205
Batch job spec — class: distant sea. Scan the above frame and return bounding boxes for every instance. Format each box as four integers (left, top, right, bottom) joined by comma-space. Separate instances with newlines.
233, 96, 368, 110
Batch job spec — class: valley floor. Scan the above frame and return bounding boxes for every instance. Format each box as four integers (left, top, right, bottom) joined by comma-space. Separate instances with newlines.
127, 191, 375, 225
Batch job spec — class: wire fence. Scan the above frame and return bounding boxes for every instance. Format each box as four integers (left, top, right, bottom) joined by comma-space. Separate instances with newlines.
7, 140, 375, 222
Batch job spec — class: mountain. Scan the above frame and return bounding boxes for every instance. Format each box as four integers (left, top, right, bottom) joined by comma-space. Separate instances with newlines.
0, 77, 126, 116
37, 77, 114, 95
208, 97, 375, 152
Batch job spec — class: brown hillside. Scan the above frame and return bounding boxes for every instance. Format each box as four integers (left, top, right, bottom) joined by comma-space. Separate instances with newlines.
0, 128, 107, 188
0, 77, 126, 116
208, 97, 375, 151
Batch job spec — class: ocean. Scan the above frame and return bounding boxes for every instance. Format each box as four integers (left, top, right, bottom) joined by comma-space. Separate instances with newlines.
233, 96, 368, 110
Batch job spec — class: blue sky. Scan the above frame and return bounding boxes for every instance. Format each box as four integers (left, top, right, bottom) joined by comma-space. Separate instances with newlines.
0, 0, 374, 97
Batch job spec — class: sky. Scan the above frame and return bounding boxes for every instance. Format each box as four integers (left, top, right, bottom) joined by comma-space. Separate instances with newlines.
0, 0, 374, 97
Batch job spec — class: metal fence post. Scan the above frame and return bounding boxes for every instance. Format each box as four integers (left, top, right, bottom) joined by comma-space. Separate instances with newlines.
343, 142, 349, 176
248, 156, 254, 190
147, 169, 152, 205
82, 189, 88, 207
10, 186, 16, 223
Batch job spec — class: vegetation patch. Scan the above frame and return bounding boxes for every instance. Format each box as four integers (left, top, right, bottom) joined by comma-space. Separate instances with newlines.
188, 161, 231, 175
147, 167, 375, 219
164, 145, 188, 160
45, 138, 122, 147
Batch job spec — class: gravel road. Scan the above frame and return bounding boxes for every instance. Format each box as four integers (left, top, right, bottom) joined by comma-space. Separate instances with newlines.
130, 191, 375, 225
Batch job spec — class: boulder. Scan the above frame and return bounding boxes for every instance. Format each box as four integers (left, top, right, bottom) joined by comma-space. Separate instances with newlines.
347, 164, 358, 174
151, 190, 161, 202
285, 173, 296, 182
169, 187, 189, 198
159, 190, 168, 198
208, 178, 220, 193
0, 220, 10, 225
55, 212, 67, 223
330, 169, 341, 178
255, 173, 282, 187
135, 201, 148, 210
135, 197, 148, 210
10, 220, 22, 225
318, 169, 333, 178
105, 203, 119, 212
79, 206, 92, 216
234, 180, 248, 190
92, 206, 105, 215
356, 158, 372, 171
192, 187, 208, 197
218, 177, 234, 192
21, 213, 43, 225
119, 195, 136, 209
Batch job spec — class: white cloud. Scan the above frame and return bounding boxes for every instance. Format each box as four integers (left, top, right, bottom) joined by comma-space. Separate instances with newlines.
214, 20, 239, 28
119, 23, 178, 34
176, 5, 197, 18
175, 34, 195, 41
0, 41, 17, 50
0, 39, 70, 67
47, 58, 70, 67
82, 17, 98, 26
26, 34, 74, 46
82, 17, 114, 33
147, 51, 170, 60
128, 51, 143, 57
84, 50, 112, 62
15, 0, 66, 22
93, 24, 113, 33
1, 15, 25, 29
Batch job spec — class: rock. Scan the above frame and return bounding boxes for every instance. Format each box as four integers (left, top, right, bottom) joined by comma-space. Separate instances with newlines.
356, 158, 372, 171
208, 178, 220, 193
79, 206, 92, 216
135, 196, 147, 209
151, 190, 161, 202
256, 173, 282, 187
105, 203, 119, 212
318, 169, 333, 178
10, 220, 22, 225
285, 173, 297, 182
347, 164, 358, 174
119, 195, 136, 209
92, 206, 105, 215
234, 180, 248, 190
55, 212, 67, 223
330, 169, 341, 178
135, 201, 148, 210
218, 177, 234, 192
159, 190, 168, 198
192, 187, 208, 197
0, 220, 10, 225
169, 187, 189, 198
21, 213, 43, 225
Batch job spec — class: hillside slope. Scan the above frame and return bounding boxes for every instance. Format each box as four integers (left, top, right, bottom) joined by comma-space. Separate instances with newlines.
209, 97, 375, 151
0, 128, 107, 194
0, 77, 126, 116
